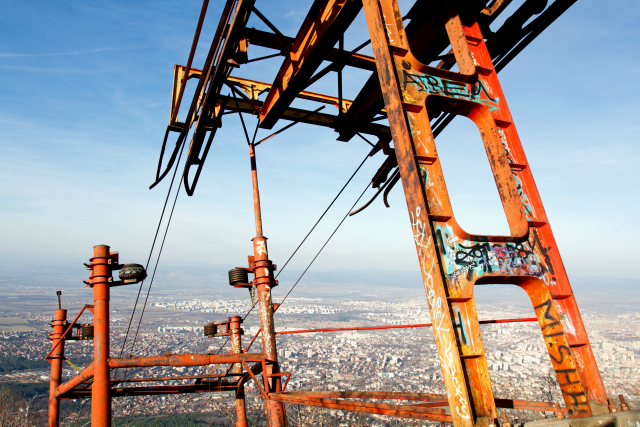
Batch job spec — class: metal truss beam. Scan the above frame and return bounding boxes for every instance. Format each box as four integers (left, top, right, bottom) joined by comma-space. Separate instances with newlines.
259, 0, 363, 128
336, 0, 574, 142
241, 27, 376, 71
219, 94, 390, 138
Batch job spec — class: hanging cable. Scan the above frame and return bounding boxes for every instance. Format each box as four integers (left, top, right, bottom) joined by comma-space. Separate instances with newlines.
127, 174, 184, 358
202, 149, 374, 373
275, 149, 371, 280
117, 135, 188, 361
160, 155, 374, 420
238, 178, 374, 356
279, 179, 371, 306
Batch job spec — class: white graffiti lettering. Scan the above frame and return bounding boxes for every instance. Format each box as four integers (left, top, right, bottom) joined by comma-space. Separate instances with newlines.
411, 206, 470, 420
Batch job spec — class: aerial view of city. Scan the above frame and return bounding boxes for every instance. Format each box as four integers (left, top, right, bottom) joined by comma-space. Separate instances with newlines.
0, 268, 638, 425
1, 0, 639, 426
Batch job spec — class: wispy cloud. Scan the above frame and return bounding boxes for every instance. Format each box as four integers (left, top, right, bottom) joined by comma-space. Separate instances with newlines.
0, 47, 116, 58
0, 65, 108, 73
284, 10, 304, 20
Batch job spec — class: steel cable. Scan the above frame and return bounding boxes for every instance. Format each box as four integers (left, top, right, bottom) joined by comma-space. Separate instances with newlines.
278, 179, 371, 306
158, 148, 373, 421
274, 150, 371, 280
116, 134, 187, 368
127, 173, 184, 357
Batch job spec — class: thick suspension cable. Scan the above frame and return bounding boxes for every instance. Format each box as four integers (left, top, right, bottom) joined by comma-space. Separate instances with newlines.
161, 164, 373, 421
279, 179, 371, 306
275, 150, 371, 280
118, 136, 187, 360
127, 174, 184, 358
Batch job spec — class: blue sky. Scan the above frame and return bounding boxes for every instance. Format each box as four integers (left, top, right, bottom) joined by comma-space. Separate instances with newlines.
1, 0, 639, 281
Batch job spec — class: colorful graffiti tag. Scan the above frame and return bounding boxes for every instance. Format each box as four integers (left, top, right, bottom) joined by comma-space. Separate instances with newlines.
402, 70, 500, 112
498, 128, 515, 163
513, 173, 534, 220
434, 224, 556, 286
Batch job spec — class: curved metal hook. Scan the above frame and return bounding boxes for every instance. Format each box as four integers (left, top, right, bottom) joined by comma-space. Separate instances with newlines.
149, 129, 186, 190
182, 97, 229, 196
349, 167, 398, 216
375, 167, 422, 209
183, 131, 215, 196
382, 169, 400, 208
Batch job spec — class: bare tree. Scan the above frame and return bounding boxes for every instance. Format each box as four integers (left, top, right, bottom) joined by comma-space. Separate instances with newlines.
0, 384, 34, 427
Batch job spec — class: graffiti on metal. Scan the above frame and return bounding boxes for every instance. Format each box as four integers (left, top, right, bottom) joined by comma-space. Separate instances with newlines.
434, 225, 556, 286
534, 299, 590, 416
402, 70, 500, 111
498, 128, 515, 163
411, 206, 471, 421
513, 173, 535, 220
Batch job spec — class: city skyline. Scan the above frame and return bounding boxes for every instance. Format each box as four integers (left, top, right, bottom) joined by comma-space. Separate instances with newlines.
1, 0, 640, 282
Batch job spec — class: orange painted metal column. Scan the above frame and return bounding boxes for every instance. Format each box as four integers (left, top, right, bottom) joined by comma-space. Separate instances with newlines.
248, 143, 287, 426
361, 2, 476, 426
230, 316, 248, 427
48, 308, 67, 427
361, 0, 605, 423
90, 245, 112, 426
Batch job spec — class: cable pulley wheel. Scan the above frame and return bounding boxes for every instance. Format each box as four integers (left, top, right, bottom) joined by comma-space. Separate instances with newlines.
204, 322, 218, 337
119, 263, 147, 282
81, 324, 94, 339
228, 268, 249, 286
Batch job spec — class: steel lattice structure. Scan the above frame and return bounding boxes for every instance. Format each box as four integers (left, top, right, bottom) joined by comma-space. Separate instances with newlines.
45, 1, 640, 426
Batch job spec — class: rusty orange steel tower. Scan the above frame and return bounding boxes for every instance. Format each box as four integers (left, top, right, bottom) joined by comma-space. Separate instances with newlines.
46, 0, 635, 426
361, 1, 604, 424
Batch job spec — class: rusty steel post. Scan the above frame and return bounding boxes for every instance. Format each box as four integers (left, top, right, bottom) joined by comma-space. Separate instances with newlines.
90, 245, 112, 427
361, 2, 476, 425
230, 316, 248, 427
248, 143, 287, 426
48, 308, 67, 427
249, 143, 263, 238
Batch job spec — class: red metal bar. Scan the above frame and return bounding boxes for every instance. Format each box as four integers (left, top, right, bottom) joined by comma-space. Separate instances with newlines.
269, 393, 453, 422
249, 143, 263, 237
276, 318, 537, 335
259, 0, 362, 128
230, 316, 248, 427
362, 2, 480, 424
241, 361, 268, 401
55, 363, 94, 398
170, 0, 210, 124
45, 305, 90, 360
240, 27, 377, 71
283, 391, 447, 402
63, 383, 238, 399
111, 383, 237, 397
48, 308, 67, 427
107, 353, 265, 369
91, 245, 112, 427
248, 143, 287, 427
110, 373, 241, 384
